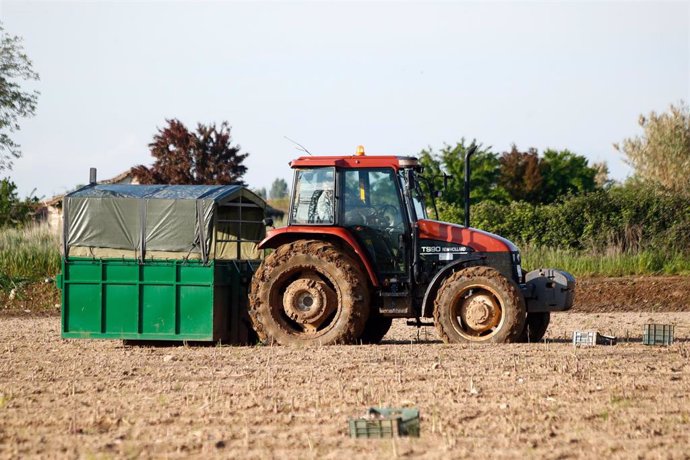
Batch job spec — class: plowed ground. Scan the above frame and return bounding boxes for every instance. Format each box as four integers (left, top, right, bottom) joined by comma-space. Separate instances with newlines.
1, 276, 689, 458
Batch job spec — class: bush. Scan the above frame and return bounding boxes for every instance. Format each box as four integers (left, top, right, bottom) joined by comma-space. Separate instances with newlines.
445, 183, 690, 255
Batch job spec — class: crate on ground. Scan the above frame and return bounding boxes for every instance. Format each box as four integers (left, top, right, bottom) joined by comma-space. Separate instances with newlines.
349, 407, 420, 438
572, 331, 596, 346
643, 324, 674, 346
572, 331, 617, 347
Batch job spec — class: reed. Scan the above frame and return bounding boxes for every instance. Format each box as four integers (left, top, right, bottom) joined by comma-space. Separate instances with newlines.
0, 224, 61, 288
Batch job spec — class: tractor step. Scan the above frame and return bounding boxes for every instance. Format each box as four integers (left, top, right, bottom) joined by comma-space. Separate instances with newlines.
406, 320, 434, 327
380, 291, 410, 298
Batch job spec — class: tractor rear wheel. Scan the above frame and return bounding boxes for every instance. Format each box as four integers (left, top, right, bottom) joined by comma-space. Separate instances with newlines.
519, 312, 550, 343
434, 266, 526, 343
358, 314, 393, 344
249, 240, 370, 345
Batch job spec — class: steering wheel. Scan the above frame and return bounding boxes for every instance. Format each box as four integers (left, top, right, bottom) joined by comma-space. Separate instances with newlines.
377, 204, 401, 228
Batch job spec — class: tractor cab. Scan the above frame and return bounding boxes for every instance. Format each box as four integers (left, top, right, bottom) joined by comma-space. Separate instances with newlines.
286, 149, 424, 288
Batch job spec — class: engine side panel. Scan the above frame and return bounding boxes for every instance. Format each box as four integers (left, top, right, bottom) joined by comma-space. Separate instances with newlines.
417, 219, 519, 253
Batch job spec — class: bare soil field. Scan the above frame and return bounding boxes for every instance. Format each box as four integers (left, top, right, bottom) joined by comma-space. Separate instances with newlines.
1, 310, 689, 459
573, 276, 690, 313
2, 275, 689, 316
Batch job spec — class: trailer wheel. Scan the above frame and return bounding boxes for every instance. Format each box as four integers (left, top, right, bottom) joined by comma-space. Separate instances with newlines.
434, 266, 525, 343
358, 314, 393, 344
249, 240, 370, 345
519, 312, 550, 343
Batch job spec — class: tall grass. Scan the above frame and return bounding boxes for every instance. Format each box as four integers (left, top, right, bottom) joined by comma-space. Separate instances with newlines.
267, 197, 290, 213
521, 246, 690, 277
0, 224, 61, 287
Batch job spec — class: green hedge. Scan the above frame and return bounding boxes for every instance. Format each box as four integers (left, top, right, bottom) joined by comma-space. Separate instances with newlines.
440, 184, 690, 254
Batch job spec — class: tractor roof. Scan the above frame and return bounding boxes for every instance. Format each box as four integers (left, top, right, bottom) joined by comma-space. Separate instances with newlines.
290, 155, 418, 170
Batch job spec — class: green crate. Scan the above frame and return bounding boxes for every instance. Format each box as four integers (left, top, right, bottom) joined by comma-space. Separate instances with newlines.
349, 418, 400, 438
349, 407, 420, 438
643, 324, 674, 346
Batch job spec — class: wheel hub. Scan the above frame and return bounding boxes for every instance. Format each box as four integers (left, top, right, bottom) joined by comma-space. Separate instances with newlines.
460, 292, 500, 332
283, 278, 337, 329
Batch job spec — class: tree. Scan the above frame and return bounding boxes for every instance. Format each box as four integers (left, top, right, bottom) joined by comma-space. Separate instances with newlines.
498, 146, 543, 202
614, 101, 690, 193
0, 23, 40, 171
0, 178, 38, 227
498, 146, 599, 203
592, 161, 612, 189
269, 178, 288, 199
253, 187, 267, 199
134, 119, 248, 185
418, 139, 508, 207
539, 149, 597, 203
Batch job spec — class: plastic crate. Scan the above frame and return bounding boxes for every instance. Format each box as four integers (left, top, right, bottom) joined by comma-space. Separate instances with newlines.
349, 407, 420, 438
572, 331, 597, 346
349, 418, 400, 438
572, 331, 617, 346
643, 324, 674, 346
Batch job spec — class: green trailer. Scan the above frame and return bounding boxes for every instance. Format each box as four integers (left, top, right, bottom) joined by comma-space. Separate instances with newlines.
57, 183, 266, 343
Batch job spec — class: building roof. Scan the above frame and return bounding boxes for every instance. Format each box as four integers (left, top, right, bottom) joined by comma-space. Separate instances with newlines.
42, 168, 139, 206
99, 168, 136, 185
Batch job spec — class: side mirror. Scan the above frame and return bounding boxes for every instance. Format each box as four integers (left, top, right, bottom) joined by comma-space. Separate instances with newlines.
262, 217, 274, 227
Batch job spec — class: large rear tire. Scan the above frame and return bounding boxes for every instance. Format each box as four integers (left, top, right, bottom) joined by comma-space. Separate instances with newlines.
434, 266, 526, 344
249, 240, 370, 345
519, 312, 550, 343
358, 314, 393, 344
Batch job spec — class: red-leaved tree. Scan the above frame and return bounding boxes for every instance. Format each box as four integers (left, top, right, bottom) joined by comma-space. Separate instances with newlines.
134, 119, 248, 185
498, 146, 543, 202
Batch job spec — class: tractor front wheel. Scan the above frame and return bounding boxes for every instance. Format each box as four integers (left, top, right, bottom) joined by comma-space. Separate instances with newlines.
434, 266, 526, 344
249, 240, 370, 345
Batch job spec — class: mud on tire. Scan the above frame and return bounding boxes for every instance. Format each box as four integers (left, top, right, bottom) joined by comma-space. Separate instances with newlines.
434, 266, 526, 344
249, 240, 370, 345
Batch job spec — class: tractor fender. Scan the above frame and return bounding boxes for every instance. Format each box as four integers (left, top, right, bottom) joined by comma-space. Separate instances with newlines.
258, 226, 379, 287
420, 256, 484, 317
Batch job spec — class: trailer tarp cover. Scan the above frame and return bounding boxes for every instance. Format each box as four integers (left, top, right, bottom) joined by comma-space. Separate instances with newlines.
63, 184, 265, 261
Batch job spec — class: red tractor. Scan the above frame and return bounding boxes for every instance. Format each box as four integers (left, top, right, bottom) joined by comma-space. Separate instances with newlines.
249, 146, 574, 345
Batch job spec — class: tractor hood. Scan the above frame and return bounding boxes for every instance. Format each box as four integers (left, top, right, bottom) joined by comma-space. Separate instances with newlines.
417, 219, 519, 253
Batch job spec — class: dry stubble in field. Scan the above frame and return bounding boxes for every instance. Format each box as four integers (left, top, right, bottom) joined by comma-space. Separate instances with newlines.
0, 313, 689, 459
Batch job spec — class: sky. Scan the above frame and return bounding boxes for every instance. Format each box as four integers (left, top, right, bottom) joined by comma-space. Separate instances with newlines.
1, 1, 689, 199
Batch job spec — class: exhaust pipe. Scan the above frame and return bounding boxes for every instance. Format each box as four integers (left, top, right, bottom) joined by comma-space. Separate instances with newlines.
463, 144, 477, 228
